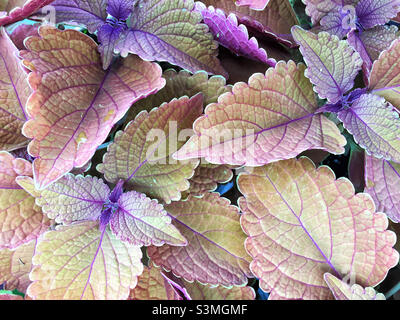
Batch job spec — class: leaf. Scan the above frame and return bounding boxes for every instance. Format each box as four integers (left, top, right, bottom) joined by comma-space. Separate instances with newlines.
106, 0, 133, 20
238, 157, 399, 300
0, 0, 54, 26
0, 27, 30, 151
174, 61, 346, 166
126, 69, 232, 121
116, 0, 227, 77
110, 191, 187, 246
184, 281, 256, 300
0, 152, 51, 249
20, 26, 165, 190
203, 0, 298, 47
9, 23, 39, 50
0, 292, 23, 300
97, 24, 124, 70
291, 26, 362, 104
194, 2, 276, 66
186, 163, 234, 196
27, 221, 143, 300
356, 0, 400, 29
302, 0, 337, 24
128, 265, 182, 300
52, 0, 107, 33
0, 239, 37, 292
369, 38, 400, 109
147, 193, 252, 287
352, 26, 398, 67
319, 9, 355, 38
324, 273, 385, 300
97, 95, 202, 204
16, 174, 110, 224
338, 93, 400, 162
302, 0, 359, 24
235, 0, 269, 10
365, 154, 400, 223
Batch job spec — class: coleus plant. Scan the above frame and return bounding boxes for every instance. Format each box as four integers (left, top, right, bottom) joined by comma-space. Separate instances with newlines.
0, 0, 400, 301
303, 0, 400, 73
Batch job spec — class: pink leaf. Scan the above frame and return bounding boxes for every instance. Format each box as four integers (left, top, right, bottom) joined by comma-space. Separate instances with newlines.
187, 163, 234, 196
324, 273, 385, 300
194, 2, 276, 66
291, 26, 362, 104
16, 174, 110, 224
365, 154, 400, 222
128, 265, 183, 300
184, 280, 256, 300
26, 221, 143, 300
111, 191, 187, 246
369, 38, 400, 110
9, 23, 39, 50
338, 93, 400, 162
0, 238, 37, 292
203, 0, 298, 47
348, 26, 398, 76
147, 193, 252, 287
0, 27, 30, 151
0, 0, 54, 26
98, 95, 202, 204
236, 0, 269, 10
0, 152, 51, 249
174, 61, 346, 166
19, 26, 165, 190
238, 157, 399, 300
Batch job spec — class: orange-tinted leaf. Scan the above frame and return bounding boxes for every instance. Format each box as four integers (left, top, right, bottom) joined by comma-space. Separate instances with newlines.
126, 69, 232, 120
185, 281, 256, 300
187, 162, 234, 196
238, 157, 399, 300
20, 26, 165, 189
0, 151, 51, 249
0, 239, 36, 292
0, 27, 30, 151
175, 61, 346, 166
147, 193, 252, 287
324, 273, 385, 300
98, 95, 202, 204
128, 265, 182, 300
27, 221, 143, 300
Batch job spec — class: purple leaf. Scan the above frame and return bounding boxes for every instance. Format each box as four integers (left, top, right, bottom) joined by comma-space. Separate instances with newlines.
97, 24, 124, 69
16, 174, 110, 224
202, 0, 299, 47
110, 191, 187, 246
20, 27, 165, 190
115, 0, 227, 77
348, 26, 398, 76
52, 0, 108, 33
320, 8, 355, 38
27, 221, 143, 300
356, 0, 400, 29
0, 0, 55, 26
302, 0, 358, 24
338, 93, 400, 162
291, 26, 362, 103
97, 95, 202, 204
365, 155, 400, 223
106, 0, 133, 20
194, 2, 276, 66
9, 23, 39, 50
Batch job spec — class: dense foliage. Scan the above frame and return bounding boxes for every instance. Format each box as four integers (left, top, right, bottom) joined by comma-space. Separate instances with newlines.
0, 0, 400, 300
